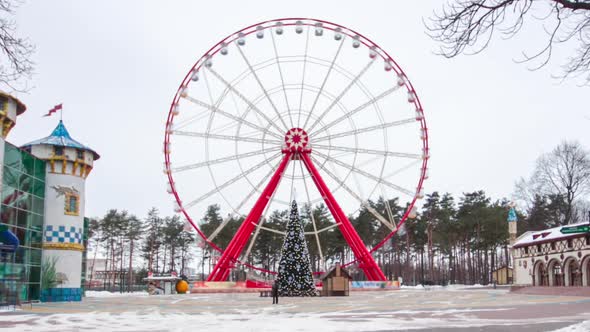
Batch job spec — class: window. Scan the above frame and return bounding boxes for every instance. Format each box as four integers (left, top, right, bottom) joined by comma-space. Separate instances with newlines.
551, 242, 556, 251
524, 246, 529, 254
586, 235, 590, 246
54, 146, 64, 156
537, 244, 542, 252
64, 192, 79, 216
76, 149, 84, 159
567, 239, 573, 249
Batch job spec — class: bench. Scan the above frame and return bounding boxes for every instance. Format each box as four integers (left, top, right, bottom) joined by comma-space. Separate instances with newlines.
259, 290, 272, 297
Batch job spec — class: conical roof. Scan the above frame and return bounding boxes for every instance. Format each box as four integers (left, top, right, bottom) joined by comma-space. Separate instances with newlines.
22, 120, 100, 160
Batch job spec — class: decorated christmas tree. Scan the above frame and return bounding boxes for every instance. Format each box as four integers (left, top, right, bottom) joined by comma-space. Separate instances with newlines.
276, 200, 317, 297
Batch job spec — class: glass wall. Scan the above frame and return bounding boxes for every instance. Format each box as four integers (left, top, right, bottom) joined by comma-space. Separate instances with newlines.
0, 142, 45, 302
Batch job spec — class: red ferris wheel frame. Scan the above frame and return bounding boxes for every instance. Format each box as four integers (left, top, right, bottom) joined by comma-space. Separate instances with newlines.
164, 18, 429, 281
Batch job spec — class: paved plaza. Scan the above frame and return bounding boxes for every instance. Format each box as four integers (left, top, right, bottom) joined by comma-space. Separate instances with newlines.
1, 288, 590, 331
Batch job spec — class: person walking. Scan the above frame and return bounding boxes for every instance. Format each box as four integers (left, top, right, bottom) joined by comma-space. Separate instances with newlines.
272, 280, 279, 304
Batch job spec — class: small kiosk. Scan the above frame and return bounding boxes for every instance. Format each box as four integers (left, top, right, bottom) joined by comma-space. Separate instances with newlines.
320, 263, 351, 296
144, 273, 181, 295
492, 266, 513, 285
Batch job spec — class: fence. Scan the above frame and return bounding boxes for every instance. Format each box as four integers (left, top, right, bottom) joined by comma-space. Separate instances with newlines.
85, 284, 147, 293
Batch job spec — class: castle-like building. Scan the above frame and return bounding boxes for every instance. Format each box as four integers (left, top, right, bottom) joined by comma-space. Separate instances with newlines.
513, 222, 590, 287
0, 92, 98, 303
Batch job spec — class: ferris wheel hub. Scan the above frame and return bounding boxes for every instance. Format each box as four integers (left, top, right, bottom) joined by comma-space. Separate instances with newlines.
284, 128, 309, 152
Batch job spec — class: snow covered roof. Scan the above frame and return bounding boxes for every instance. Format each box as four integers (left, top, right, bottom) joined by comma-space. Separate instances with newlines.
22, 120, 100, 160
513, 222, 590, 248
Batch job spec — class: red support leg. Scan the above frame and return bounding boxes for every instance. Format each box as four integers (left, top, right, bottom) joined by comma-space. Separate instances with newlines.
301, 152, 386, 281
207, 152, 292, 281
207, 126, 385, 281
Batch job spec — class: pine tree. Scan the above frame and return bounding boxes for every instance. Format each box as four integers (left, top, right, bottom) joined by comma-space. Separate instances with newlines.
277, 200, 316, 297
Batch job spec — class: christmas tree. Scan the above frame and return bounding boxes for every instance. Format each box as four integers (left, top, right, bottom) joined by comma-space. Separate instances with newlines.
276, 200, 317, 297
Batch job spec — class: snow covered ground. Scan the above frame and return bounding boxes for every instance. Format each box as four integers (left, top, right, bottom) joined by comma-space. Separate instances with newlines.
84, 290, 148, 298
552, 320, 590, 332
401, 283, 486, 290
0, 305, 19, 313
0, 289, 589, 331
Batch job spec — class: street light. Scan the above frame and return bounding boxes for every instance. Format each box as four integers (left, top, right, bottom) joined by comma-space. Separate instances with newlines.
202, 252, 210, 281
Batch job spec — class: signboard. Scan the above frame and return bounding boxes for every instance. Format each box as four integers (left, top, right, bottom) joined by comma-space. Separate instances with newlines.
350, 281, 400, 289
560, 224, 590, 234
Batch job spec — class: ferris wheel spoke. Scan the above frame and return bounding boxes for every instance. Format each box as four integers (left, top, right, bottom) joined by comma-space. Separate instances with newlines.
310, 155, 395, 231
202, 68, 218, 106
384, 159, 422, 179
171, 109, 212, 131
172, 131, 281, 146
310, 85, 403, 138
171, 148, 276, 173
183, 152, 282, 210
313, 144, 422, 160
301, 37, 346, 129
205, 67, 286, 136
297, 26, 310, 127
242, 163, 287, 261
235, 161, 280, 214
234, 44, 290, 131
270, 30, 294, 128
182, 94, 283, 140
313, 117, 416, 142
304, 223, 341, 235
253, 224, 285, 235
323, 156, 393, 231
207, 215, 233, 242
379, 186, 398, 230
307, 58, 376, 133
299, 161, 325, 270
313, 150, 415, 197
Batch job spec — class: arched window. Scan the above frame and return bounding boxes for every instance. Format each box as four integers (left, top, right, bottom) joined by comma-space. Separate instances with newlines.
64, 192, 79, 216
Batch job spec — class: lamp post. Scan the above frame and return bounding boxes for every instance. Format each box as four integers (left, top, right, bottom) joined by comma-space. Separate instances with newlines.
507, 204, 518, 285
201, 249, 210, 281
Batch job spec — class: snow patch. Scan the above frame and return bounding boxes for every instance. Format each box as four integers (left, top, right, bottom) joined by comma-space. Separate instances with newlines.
551, 320, 590, 332
0, 305, 19, 312
84, 291, 148, 297
401, 284, 486, 290
0, 308, 580, 332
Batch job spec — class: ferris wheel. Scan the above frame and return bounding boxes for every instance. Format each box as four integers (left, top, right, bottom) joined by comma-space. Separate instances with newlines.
164, 18, 429, 281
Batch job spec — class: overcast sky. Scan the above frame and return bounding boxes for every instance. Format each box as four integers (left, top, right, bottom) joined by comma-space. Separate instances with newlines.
7, 1, 588, 220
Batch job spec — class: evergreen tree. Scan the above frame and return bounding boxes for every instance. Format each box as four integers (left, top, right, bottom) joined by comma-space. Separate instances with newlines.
277, 201, 316, 297
141, 208, 162, 272
254, 210, 286, 273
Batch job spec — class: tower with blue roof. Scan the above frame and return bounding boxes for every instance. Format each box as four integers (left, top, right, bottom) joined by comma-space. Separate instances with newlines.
22, 120, 99, 301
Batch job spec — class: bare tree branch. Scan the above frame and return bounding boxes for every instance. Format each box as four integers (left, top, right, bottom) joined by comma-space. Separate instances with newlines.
528, 141, 590, 224
427, 0, 590, 84
0, 0, 34, 92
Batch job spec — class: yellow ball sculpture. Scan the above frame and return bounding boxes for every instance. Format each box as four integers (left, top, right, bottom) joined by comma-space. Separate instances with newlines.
176, 280, 189, 294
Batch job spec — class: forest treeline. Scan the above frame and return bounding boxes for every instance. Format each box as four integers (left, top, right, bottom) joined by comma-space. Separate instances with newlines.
88, 189, 582, 286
